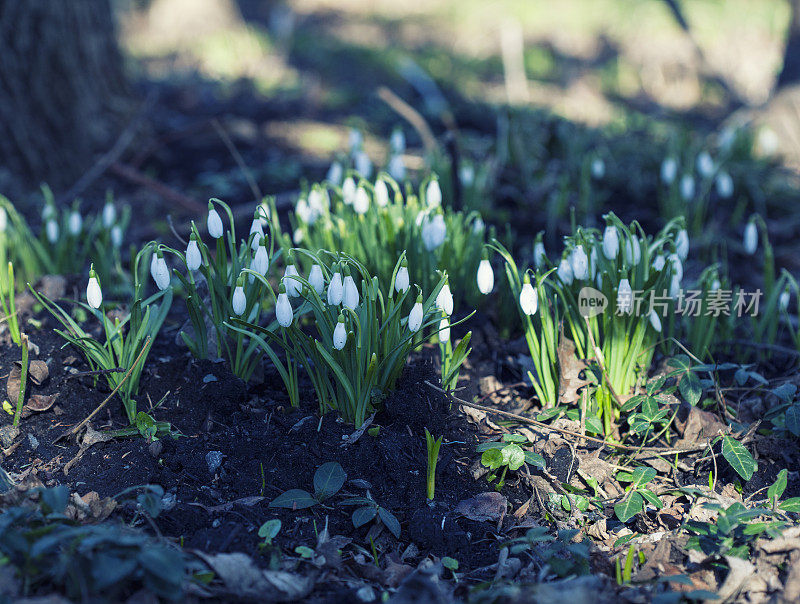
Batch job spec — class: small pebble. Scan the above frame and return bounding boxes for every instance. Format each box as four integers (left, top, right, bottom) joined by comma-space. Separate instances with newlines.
206, 450, 224, 474
27, 433, 39, 450
148, 441, 163, 458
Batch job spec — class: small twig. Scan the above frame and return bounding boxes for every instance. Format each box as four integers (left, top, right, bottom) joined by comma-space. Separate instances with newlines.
425, 381, 707, 455
377, 87, 438, 154
64, 367, 125, 380
61, 338, 151, 440
167, 215, 188, 246
211, 118, 263, 203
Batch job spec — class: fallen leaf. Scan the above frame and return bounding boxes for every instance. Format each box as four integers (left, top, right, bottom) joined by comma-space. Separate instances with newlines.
26, 361, 49, 385
6, 366, 21, 403
675, 407, 727, 447
22, 393, 58, 417
455, 492, 507, 523
557, 334, 589, 405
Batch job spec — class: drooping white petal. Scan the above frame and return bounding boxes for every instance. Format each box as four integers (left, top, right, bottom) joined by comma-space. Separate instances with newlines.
533, 241, 546, 269
343, 275, 360, 309
388, 155, 405, 181
186, 239, 202, 271
46, 220, 59, 243
557, 257, 573, 285
675, 229, 689, 261
250, 219, 264, 251
743, 222, 758, 255
696, 151, 715, 178
327, 272, 343, 305
342, 177, 356, 205
408, 301, 423, 332
780, 291, 791, 311
437, 283, 454, 316
232, 286, 246, 315
426, 179, 442, 208
309, 264, 324, 294
68, 211, 82, 235
439, 316, 450, 343
715, 171, 733, 198
354, 150, 372, 178
353, 186, 370, 215
375, 179, 390, 208
680, 174, 695, 201
86, 276, 102, 309
476, 259, 494, 294
151, 254, 171, 291
102, 202, 116, 228
326, 161, 343, 185
395, 266, 410, 293
111, 225, 123, 248
276, 293, 293, 327
250, 244, 269, 280
284, 265, 301, 297
570, 245, 589, 281
207, 207, 224, 239
661, 157, 677, 184
649, 310, 662, 333
333, 320, 347, 350
617, 278, 633, 314
602, 226, 619, 260
519, 282, 538, 316
591, 158, 605, 179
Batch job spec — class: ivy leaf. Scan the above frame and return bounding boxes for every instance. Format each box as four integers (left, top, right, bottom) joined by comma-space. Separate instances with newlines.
352, 506, 377, 529
630, 467, 656, 489
313, 462, 346, 501
779, 498, 800, 513
523, 451, 546, 470
721, 436, 757, 481
615, 491, 644, 523
378, 507, 401, 538
585, 414, 603, 434
785, 404, 800, 436
503, 444, 525, 471
258, 519, 282, 541
639, 488, 664, 509
481, 448, 504, 470
269, 489, 317, 510
679, 371, 702, 406
772, 384, 797, 404
768, 469, 788, 502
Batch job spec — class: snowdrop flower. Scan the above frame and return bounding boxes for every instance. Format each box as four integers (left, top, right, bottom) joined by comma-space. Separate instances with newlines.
283, 262, 301, 297
387, 155, 405, 181
186, 233, 202, 271
293, 228, 304, 244
716, 171, 733, 199
0, 207, 6, 232
42, 203, 55, 222
437, 281, 454, 316
680, 174, 695, 201
308, 188, 326, 215
422, 213, 447, 251
395, 259, 410, 293
602, 225, 619, 260
326, 160, 343, 185
557, 257, 573, 285
249, 215, 264, 251
354, 150, 372, 178
533, 239, 546, 269
653, 254, 666, 271
649, 310, 662, 333
670, 274, 681, 298
207, 202, 223, 239
111, 225, 122, 248
472, 216, 485, 234
68, 210, 82, 235
460, 163, 475, 186
710, 279, 721, 292
343, 273, 360, 309
150, 248, 170, 290
780, 290, 791, 312
353, 186, 370, 215
250, 238, 269, 281
476, 255, 494, 295
590, 247, 598, 279
342, 177, 357, 205
519, 276, 538, 316
669, 253, 683, 282
617, 278, 633, 314
661, 157, 677, 185
591, 158, 605, 179
348, 128, 362, 153
308, 264, 324, 294
625, 237, 641, 265
86, 266, 102, 309
374, 179, 390, 208
426, 178, 442, 208
276, 284, 293, 327
696, 151, 714, 178
570, 245, 589, 281
232, 276, 246, 315
46, 220, 59, 244
295, 198, 312, 224
439, 314, 451, 343
333, 315, 348, 350
390, 128, 406, 154
675, 229, 689, 261
327, 268, 343, 305
102, 201, 116, 228
743, 220, 758, 255
257, 200, 271, 227
408, 295, 423, 332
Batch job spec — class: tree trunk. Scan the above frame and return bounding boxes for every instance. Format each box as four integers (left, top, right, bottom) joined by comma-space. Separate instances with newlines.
0, 0, 131, 190
777, 0, 800, 90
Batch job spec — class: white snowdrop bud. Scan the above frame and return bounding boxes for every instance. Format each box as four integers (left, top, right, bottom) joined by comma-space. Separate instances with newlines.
333, 315, 347, 350
743, 221, 758, 255
46, 219, 59, 243
649, 310, 662, 333
348, 128, 362, 153
422, 214, 446, 251
375, 179, 390, 208
283, 263, 301, 297
669, 253, 683, 282
625, 237, 641, 265
570, 245, 589, 281
390, 128, 406, 154
476, 257, 494, 295
534, 240, 546, 269
342, 177, 357, 205
426, 178, 442, 208
276, 285, 293, 327
519, 276, 538, 316
472, 216, 485, 234
353, 186, 370, 215
42, 203, 55, 221
207, 202, 223, 239
680, 174, 695, 201
308, 188, 326, 215
557, 257, 573, 285
328, 269, 344, 305
617, 278, 633, 314
68, 210, 82, 235
387, 155, 405, 181
408, 295, 423, 332
780, 290, 791, 312
696, 151, 715, 178
250, 238, 269, 281
676, 229, 689, 261
111, 225, 123, 248
293, 228, 304, 244
460, 163, 475, 186
661, 157, 677, 185
670, 274, 681, 298
439, 315, 451, 343
295, 198, 311, 224
308, 264, 324, 294
602, 225, 619, 260
257, 200, 271, 228
437, 281, 454, 316
86, 266, 102, 309
710, 279, 721, 292
591, 158, 605, 179
395, 260, 410, 293
653, 254, 666, 271
354, 150, 372, 178
249, 216, 264, 251
326, 160, 343, 185
0, 207, 6, 232
343, 274, 360, 310
151, 249, 171, 290
715, 171, 733, 199
102, 201, 116, 228
590, 246, 598, 279
232, 276, 246, 316
186, 234, 202, 271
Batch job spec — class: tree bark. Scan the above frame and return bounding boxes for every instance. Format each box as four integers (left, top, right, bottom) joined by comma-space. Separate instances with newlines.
777, 0, 800, 90
0, 0, 131, 190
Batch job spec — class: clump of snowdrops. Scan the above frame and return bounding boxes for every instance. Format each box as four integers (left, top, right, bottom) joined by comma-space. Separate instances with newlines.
288, 173, 489, 312
229, 250, 458, 427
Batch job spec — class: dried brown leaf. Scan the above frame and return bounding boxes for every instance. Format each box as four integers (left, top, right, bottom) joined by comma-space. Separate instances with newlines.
455, 492, 507, 523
